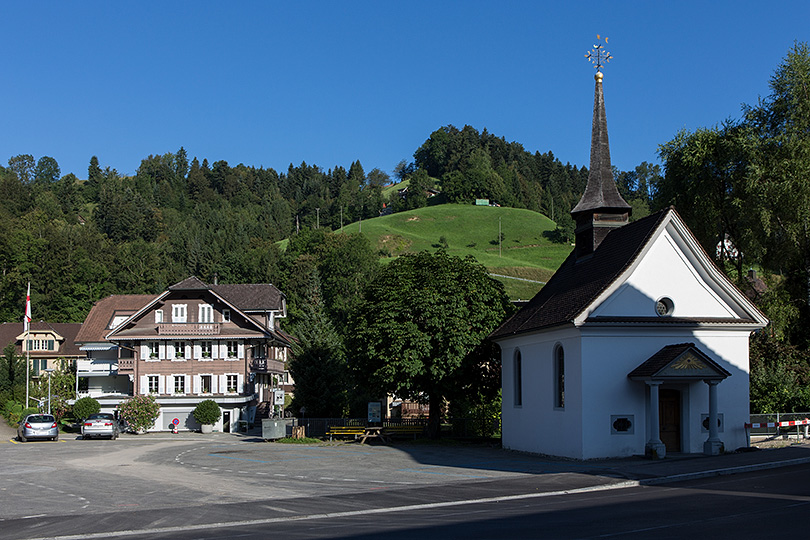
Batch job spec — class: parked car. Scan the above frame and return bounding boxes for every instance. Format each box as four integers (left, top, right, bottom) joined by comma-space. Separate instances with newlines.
18, 414, 59, 442
81, 413, 120, 440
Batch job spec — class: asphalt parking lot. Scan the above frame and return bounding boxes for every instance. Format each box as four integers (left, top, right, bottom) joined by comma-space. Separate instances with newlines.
3, 422, 810, 540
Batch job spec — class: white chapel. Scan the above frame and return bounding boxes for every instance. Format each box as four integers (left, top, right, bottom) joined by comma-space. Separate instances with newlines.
490, 68, 767, 460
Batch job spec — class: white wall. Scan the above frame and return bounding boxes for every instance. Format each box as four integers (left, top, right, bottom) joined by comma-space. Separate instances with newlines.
500, 327, 584, 458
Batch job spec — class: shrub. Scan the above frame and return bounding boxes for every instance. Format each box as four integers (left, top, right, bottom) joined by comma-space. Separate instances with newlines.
118, 395, 160, 433
73, 397, 101, 420
192, 399, 221, 425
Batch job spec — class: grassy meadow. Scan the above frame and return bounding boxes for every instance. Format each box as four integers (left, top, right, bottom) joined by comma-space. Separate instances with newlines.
337, 204, 572, 300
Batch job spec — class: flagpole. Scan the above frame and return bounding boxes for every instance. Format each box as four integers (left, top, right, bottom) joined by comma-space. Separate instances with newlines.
24, 282, 31, 409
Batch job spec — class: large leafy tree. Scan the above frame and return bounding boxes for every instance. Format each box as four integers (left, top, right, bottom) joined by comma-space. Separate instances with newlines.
744, 42, 810, 339
348, 250, 512, 437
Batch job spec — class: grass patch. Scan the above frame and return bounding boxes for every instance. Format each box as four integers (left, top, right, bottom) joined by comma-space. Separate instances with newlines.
274, 437, 321, 444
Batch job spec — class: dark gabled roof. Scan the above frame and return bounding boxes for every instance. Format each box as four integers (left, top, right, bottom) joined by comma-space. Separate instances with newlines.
212, 283, 284, 312
75, 295, 157, 343
168, 276, 208, 290
628, 343, 731, 380
0, 322, 84, 357
490, 208, 669, 339
165, 276, 284, 312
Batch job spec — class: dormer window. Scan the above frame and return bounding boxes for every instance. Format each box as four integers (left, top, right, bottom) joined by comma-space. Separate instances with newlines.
155, 310, 164, 323
199, 304, 213, 323
222, 309, 231, 323
172, 304, 187, 323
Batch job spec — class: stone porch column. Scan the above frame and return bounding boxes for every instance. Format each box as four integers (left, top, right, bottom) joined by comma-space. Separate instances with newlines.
703, 380, 723, 455
646, 381, 666, 459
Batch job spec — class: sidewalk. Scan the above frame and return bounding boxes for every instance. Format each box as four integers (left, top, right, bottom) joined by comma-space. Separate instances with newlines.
600, 441, 810, 486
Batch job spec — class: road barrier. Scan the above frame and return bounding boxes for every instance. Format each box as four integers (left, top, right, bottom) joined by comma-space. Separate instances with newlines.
745, 416, 810, 447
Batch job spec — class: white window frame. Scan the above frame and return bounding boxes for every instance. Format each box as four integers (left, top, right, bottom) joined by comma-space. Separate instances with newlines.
225, 374, 238, 393
147, 341, 159, 361
199, 304, 214, 323
172, 304, 187, 323
226, 340, 238, 360
173, 341, 187, 360
200, 341, 212, 360
200, 374, 213, 394
222, 309, 231, 323
155, 310, 164, 323
148, 375, 159, 394
174, 375, 186, 395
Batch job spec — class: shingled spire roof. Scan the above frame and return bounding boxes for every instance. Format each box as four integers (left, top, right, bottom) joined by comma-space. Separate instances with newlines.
571, 72, 631, 217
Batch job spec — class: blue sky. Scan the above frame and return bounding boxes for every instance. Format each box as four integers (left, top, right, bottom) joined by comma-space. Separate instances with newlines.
3, 1, 808, 180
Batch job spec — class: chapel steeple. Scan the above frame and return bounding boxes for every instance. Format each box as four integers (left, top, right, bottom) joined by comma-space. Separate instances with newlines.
571, 37, 631, 260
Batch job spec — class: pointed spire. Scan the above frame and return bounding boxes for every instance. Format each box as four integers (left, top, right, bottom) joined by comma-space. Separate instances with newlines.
571, 61, 631, 259
572, 72, 631, 217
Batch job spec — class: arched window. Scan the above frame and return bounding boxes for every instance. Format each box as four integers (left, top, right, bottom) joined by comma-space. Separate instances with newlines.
554, 344, 565, 409
513, 349, 522, 407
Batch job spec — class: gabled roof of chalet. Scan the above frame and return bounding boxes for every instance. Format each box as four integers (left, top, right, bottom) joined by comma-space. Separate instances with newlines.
169, 276, 208, 290
0, 322, 84, 356
211, 283, 284, 312
102, 278, 289, 345
75, 295, 157, 343
166, 277, 284, 311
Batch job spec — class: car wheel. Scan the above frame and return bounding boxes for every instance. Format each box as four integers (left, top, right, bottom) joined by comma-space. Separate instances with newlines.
19, 434, 27, 443
53, 433, 59, 442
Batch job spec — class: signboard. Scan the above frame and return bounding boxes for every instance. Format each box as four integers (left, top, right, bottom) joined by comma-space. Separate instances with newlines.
273, 390, 285, 406
368, 401, 382, 423
172, 418, 179, 426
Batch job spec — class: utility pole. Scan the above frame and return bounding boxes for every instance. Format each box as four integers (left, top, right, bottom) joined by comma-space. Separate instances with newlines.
499, 217, 502, 258
315, 208, 320, 229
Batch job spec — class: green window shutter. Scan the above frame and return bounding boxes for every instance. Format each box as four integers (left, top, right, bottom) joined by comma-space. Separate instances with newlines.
33, 359, 40, 375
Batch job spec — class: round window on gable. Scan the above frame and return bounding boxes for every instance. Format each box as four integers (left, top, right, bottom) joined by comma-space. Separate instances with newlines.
655, 297, 674, 317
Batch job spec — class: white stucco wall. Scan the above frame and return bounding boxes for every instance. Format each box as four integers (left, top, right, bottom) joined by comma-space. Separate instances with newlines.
500, 326, 752, 459
500, 327, 584, 458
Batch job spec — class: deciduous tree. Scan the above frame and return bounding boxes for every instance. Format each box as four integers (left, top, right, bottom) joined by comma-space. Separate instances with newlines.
348, 251, 512, 437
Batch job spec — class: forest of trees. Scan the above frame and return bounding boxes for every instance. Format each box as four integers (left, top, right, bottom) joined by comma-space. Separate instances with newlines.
3, 43, 810, 417
0, 121, 633, 324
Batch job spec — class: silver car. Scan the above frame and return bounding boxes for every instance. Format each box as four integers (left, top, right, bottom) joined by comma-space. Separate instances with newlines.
81, 413, 120, 440
18, 414, 59, 442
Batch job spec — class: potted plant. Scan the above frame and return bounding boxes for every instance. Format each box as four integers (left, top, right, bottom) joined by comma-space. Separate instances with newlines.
193, 399, 221, 433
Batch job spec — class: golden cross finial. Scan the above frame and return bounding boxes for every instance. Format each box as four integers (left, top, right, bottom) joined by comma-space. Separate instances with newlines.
585, 35, 612, 72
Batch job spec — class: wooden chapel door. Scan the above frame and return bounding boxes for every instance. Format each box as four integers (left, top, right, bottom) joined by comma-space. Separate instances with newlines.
659, 389, 681, 452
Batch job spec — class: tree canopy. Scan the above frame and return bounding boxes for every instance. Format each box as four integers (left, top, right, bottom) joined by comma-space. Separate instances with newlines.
347, 250, 513, 436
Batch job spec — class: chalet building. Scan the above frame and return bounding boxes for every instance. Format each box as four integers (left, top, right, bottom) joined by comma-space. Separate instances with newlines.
490, 70, 767, 459
0, 321, 84, 375
74, 277, 291, 432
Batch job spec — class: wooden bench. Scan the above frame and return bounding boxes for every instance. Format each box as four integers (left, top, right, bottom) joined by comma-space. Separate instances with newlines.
383, 425, 426, 440
326, 426, 366, 441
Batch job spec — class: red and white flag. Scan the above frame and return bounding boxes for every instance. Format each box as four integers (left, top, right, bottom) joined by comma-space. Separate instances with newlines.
24, 282, 31, 334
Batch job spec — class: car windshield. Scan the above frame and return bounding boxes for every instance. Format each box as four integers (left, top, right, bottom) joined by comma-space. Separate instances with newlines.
87, 414, 114, 420
27, 415, 55, 423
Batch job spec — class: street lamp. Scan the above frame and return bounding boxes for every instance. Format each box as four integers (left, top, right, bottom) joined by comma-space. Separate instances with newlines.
43, 368, 55, 414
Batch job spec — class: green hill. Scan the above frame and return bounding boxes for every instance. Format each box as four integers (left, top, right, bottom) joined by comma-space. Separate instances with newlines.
337, 204, 572, 300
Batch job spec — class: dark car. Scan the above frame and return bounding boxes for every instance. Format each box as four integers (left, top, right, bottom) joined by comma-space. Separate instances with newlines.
81, 413, 120, 440
18, 414, 59, 442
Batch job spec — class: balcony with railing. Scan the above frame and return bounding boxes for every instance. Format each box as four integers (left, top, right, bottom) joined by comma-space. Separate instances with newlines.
157, 323, 221, 336
250, 357, 285, 373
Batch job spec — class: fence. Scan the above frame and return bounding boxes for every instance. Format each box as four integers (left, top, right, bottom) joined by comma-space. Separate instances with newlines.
746, 412, 810, 442
290, 417, 500, 439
